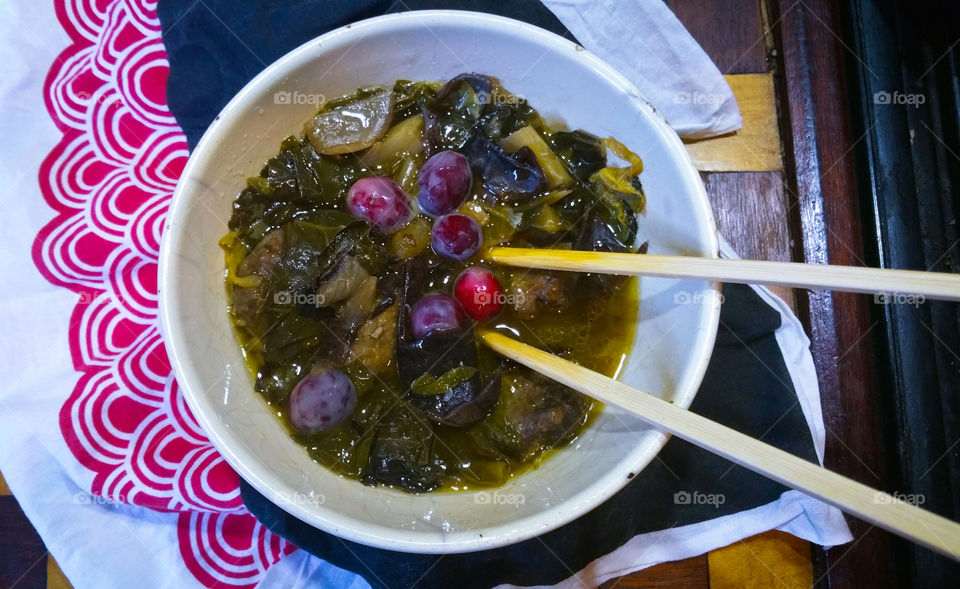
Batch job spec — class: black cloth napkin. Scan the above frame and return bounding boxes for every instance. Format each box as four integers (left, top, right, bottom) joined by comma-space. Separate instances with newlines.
159, 0, 573, 150
157, 2, 818, 586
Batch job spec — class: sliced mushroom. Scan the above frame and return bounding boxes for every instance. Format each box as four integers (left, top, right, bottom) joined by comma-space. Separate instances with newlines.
306, 88, 395, 155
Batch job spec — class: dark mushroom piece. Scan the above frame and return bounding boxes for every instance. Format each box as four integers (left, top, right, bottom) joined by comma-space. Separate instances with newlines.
361, 404, 445, 493
574, 203, 638, 296
395, 258, 500, 426
548, 130, 607, 182
462, 133, 545, 203
432, 73, 495, 105
421, 73, 497, 156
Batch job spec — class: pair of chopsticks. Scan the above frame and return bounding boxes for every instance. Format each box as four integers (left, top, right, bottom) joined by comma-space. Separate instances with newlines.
480, 247, 960, 560
488, 247, 960, 302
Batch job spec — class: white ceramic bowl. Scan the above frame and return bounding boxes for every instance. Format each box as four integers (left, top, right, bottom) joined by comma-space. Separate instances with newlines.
159, 10, 720, 553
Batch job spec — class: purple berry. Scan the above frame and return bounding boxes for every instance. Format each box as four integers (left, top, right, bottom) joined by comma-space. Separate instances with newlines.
417, 150, 472, 215
346, 176, 415, 234
431, 213, 483, 260
410, 293, 465, 340
288, 369, 357, 433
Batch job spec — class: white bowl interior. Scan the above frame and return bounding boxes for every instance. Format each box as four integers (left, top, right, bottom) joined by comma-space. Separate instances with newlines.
160, 10, 720, 553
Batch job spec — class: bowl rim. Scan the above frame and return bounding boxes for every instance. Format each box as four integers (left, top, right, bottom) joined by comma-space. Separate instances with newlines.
159, 8, 721, 554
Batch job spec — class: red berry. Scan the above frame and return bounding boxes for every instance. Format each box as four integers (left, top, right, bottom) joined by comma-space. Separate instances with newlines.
454, 266, 503, 321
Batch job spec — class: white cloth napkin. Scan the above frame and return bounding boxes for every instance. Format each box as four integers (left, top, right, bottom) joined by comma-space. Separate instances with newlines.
0, 1, 841, 589
542, 0, 743, 139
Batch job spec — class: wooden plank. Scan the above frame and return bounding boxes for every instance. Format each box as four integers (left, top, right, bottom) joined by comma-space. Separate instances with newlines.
664, 0, 769, 73
845, 0, 960, 584
770, 0, 896, 586
612, 2, 802, 586
47, 558, 74, 589
0, 470, 10, 495
708, 530, 814, 588
706, 172, 796, 307
685, 74, 782, 172
599, 555, 709, 588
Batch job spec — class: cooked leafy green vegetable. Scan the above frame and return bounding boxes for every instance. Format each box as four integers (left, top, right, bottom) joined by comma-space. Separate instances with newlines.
501, 125, 573, 188
222, 73, 645, 493
392, 79, 442, 120
549, 130, 606, 182
411, 366, 479, 396
590, 136, 646, 214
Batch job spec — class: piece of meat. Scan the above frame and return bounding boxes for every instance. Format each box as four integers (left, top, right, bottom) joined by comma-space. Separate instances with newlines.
315, 255, 370, 306
500, 371, 588, 459
507, 270, 571, 319
232, 229, 284, 326
349, 303, 397, 374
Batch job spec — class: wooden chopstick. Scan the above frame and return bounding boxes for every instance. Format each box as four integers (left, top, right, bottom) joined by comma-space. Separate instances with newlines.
479, 330, 960, 560
487, 247, 960, 302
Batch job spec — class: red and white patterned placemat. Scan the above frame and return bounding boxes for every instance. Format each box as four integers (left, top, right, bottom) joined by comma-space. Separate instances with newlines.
33, 1, 294, 585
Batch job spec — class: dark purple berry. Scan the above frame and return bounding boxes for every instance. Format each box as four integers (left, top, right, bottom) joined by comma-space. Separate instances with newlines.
288, 369, 357, 433
431, 213, 483, 260
417, 150, 472, 215
410, 292, 465, 340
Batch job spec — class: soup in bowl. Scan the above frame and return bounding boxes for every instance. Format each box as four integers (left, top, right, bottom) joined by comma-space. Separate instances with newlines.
159, 10, 720, 553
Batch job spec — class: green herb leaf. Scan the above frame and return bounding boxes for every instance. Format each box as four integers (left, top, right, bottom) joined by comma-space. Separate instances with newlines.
411, 366, 479, 396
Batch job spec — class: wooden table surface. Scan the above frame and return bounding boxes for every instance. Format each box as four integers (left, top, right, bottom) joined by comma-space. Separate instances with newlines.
607, 0, 817, 586
3, 0, 895, 587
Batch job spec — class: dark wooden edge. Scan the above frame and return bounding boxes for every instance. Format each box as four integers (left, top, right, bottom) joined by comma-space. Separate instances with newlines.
768, 0, 896, 587
843, 0, 960, 585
